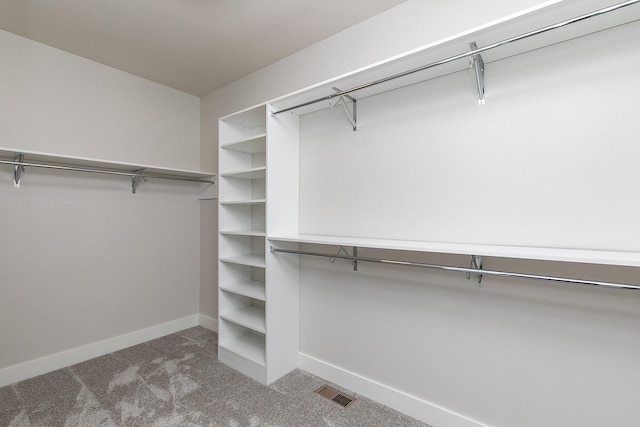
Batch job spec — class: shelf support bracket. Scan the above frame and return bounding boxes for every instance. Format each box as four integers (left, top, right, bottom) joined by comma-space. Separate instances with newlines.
352, 247, 358, 271
331, 246, 358, 271
332, 87, 357, 131
469, 42, 485, 105
131, 169, 147, 194
13, 154, 25, 188
466, 255, 483, 286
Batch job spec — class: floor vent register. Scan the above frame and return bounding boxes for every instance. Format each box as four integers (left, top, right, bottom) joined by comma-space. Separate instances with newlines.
315, 385, 355, 408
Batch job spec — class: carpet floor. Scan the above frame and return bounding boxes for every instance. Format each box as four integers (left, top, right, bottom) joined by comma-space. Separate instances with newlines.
0, 327, 430, 426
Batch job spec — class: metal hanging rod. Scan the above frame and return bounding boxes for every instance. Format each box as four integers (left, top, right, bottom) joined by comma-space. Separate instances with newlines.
0, 158, 215, 193
269, 246, 640, 291
271, 0, 640, 115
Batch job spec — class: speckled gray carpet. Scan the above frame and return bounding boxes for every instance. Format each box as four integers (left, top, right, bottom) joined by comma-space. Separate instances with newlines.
0, 327, 429, 426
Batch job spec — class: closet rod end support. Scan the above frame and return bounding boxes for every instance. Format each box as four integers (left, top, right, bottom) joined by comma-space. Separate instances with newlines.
469, 42, 486, 106
131, 169, 147, 194
465, 255, 483, 287
13, 154, 25, 188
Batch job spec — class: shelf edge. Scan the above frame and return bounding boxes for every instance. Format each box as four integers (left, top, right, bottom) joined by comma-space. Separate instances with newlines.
268, 234, 640, 267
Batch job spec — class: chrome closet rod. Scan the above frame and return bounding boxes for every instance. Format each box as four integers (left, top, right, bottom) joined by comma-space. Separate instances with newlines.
271, 0, 640, 115
0, 159, 215, 184
270, 247, 640, 291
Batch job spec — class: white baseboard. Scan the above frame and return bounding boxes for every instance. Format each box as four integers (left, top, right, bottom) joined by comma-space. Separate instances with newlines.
198, 314, 218, 332
0, 314, 199, 388
299, 352, 488, 427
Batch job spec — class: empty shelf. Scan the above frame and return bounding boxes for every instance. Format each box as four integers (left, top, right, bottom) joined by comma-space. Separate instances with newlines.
221, 166, 266, 179
220, 199, 266, 206
220, 280, 266, 301
220, 254, 266, 268
220, 229, 266, 237
221, 134, 267, 154
219, 332, 266, 366
220, 305, 266, 334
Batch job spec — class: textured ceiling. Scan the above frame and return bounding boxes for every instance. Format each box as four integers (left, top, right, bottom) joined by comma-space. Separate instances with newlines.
0, 0, 406, 96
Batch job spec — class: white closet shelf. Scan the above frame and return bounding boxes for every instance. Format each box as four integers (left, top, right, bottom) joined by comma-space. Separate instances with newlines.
220, 230, 266, 237
220, 167, 267, 179
220, 254, 266, 268
0, 147, 215, 180
220, 199, 266, 206
269, 234, 640, 268
220, 305, 266, 334
220, 280, 266, 301
221, 134, 267, 154
219, 332, 266, 367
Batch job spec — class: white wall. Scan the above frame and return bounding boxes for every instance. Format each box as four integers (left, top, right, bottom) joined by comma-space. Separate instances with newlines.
299, 249, 640, 427
0, 30, 202, 383
200, 1, 640, 426
1, 30, 200, 169
299, 21, 640, 251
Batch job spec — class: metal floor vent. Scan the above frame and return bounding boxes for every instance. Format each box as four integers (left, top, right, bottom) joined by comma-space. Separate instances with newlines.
315, 385, 355, 408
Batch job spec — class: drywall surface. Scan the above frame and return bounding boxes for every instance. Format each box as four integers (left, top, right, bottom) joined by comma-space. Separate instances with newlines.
200, 201, 218, 325
299, 22, 640, 252
0, 30, 200, 170
199, 0, 550, 329
0, 31, 201, 373
299, 250, 640, 427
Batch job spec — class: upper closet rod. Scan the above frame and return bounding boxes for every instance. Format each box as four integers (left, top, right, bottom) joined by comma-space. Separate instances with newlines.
0, 158, 215, 193
0, 159, 214, 183
271, 0, 640, 115
270, 247, 640, 291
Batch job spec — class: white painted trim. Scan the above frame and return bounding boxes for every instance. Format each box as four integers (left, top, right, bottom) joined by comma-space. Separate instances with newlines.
299, 352, 488, 427
198, 314, 219, 332
0, 314, 199, 388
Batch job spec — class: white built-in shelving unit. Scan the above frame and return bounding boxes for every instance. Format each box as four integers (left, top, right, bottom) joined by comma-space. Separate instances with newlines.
218, 107, 268, 381
218, 104, 300, 385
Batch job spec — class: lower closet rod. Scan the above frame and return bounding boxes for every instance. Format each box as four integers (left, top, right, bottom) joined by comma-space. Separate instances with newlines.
269, 247, 640, 291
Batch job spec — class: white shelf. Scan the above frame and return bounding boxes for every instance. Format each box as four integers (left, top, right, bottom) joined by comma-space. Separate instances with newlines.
220, 305, 266, 334
219, 332, 266, 367
220, 280, 266, 301
220, 105, 267, 128
221, 134, 267, 154
220, 254, 266, 268
220, 229, 266, 237
220, 199, 266, 206
0, 146, 214, 179
269, 234, 640, 268
221, 166, 266, 179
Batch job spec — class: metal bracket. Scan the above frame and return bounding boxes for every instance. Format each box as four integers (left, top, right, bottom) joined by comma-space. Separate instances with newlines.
131, 169, 147, 194
465, 255, 483, 286
13, 154, 25, 188
332, 87, 357, 131
330, 246, 358, 271
469, 42, 485, 105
